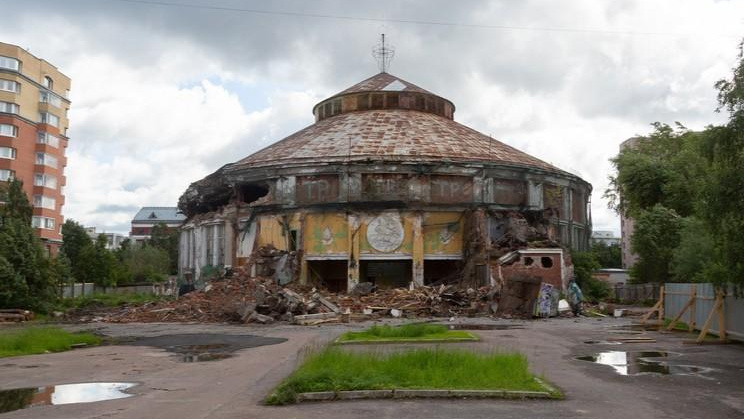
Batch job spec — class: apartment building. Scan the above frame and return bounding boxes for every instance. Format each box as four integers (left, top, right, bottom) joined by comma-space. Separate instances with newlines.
0, 42, 70, 253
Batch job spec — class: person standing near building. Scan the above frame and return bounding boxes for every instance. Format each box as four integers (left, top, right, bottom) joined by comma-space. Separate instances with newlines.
567, 276, 584, 316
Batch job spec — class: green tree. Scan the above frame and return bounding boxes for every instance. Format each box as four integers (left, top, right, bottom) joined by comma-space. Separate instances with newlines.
570, 250, 610, 302
122, 245, 169, 283
60, 219, 94, 284
700, 41, 744, 289
0, 179, 56, 310
606, 123, 707, 218
89, 234, 119, 288
590, 241, 622, 269
60, 221, 128, 288
630, 205, 683, 283
148, 223, 179, 274
670, 217, 715, 283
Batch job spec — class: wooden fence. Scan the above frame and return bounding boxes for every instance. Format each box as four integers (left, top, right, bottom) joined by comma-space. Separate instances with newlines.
662, 283, 743, 341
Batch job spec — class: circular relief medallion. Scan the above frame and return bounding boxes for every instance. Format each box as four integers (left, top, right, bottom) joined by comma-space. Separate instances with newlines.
367, 214, 405, 253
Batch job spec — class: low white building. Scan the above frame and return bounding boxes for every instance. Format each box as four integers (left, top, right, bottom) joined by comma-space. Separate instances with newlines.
85, 227, 127, 250
591, 230, 620, 246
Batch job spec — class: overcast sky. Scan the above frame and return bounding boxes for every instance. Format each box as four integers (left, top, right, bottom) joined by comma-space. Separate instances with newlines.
2, 0, 741, 235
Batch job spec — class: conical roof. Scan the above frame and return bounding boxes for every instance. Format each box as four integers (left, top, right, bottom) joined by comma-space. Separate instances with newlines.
229, 72, 563, 174
333, 72, 435, 96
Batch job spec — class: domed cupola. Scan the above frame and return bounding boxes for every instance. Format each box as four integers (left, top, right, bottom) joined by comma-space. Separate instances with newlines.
312, 72, 456, 122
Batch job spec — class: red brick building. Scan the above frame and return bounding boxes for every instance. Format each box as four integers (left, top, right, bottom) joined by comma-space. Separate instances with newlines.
0, 42, 71, 253
130, 207, 185, 244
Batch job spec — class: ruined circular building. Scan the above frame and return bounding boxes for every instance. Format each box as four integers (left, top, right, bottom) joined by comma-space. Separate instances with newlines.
178, 72, 592, 292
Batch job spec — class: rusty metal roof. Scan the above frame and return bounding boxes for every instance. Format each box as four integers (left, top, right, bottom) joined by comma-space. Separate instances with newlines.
334, 72, 434, 96
231, 109, 561, 172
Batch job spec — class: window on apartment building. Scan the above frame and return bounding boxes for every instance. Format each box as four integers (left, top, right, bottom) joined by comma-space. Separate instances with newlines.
0, 56, 20, 71
37, 132, 60, 148
43, 76, 53, 89
38, 112, 59, 127
0, 79, 19, 93
31, 216, 55, 230
35, 152, 58, 168
205, 225, 215, 266
0, 124, 17, 137
0, 147, 16, 160
0, 101, 19, 114
0, 169, 14, 181
39, 91, 62, 107
34, 173, 57, 189
33, 195, 56, 210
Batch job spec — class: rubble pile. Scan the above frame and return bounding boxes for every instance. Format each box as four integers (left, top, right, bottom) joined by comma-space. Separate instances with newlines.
70, 269, 503, 325
334, 283, 499, 318
0, 309, 34, 322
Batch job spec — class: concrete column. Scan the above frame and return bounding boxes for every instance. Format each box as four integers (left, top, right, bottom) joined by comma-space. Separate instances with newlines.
299, 213, 308, 285
473, 174, 485, 203
347, 214, 361, 292
483, 177, 494, 204
224, 221, 234, 267
412, 212, 424, 286
213, 224, 220, 266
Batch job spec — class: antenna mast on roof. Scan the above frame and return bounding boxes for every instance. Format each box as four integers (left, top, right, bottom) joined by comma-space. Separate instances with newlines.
372, 33, 395, 73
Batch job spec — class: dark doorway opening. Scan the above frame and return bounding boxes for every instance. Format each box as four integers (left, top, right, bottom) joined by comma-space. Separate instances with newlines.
424, 260, 462, 285
361, 260, 412, 289
308, 260, 348, 293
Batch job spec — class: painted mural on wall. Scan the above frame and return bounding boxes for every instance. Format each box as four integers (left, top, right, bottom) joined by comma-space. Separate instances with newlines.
423, 212, 463, 256
305, 213, 348, 255
367, 213, 405, 252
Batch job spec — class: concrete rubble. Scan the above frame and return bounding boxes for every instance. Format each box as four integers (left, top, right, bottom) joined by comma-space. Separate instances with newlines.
68, 267, 522, 324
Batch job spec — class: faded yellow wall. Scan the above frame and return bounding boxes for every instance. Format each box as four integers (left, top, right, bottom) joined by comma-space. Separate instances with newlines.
422, 212, 463, 255
257, 215, 288, 250
303, 212, 348, 255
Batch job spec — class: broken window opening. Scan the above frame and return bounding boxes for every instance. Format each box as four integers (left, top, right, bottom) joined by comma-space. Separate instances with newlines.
289, 230, 298, 252
308, 260, 348, 293
523, 256, 534, 266
541, 256, 553, 268
239, 182, 269, 204
361, 260, 412, 289
424, 260, 462, 285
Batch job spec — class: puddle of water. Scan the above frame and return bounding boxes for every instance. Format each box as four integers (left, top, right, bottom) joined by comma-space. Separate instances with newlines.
445, 324, 525, 330
0, 382, 136, 414
180, 352, 232, 362
172, 344, 232, 363
576, 351, 709, 376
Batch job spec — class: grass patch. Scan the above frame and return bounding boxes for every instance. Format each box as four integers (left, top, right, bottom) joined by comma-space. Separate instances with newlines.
266, 347, 548, 405
663, 318, 690, 331
337, 323, 476, 343
0, 326, 100, 357
58, 292, 167, 310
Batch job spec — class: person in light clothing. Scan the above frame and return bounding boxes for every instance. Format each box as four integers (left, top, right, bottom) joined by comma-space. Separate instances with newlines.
567, 276, 584, 316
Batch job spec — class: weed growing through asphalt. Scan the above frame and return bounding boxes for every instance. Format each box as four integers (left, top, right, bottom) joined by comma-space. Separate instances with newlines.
266, 347, 544, 405
337, 323, 475, 342
0, 326, 100, 357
